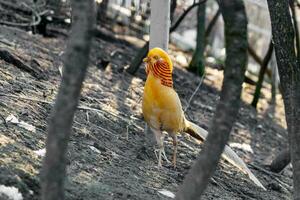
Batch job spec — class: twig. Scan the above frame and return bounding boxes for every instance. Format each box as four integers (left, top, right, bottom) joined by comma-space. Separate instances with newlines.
0, 2, 42, 27
0, 0, 32, 15
0, 92, 144, 131
205, 8, 221, 38
0, 93, 52, 104
251, 41, 274, 108
249, 163, 292, 192
248, 45, 263, 66
184, 71, 206, 112
248, 163, 281, 178
73, 120, 117, 138
0, 49, 46, 80
170, 0, 207, 32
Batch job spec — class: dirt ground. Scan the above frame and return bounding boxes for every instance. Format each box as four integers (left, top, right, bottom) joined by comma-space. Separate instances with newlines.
0, 24, 292, 200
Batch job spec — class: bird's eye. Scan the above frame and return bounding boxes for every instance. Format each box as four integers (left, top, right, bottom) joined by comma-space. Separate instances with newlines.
153, 55, 159, 60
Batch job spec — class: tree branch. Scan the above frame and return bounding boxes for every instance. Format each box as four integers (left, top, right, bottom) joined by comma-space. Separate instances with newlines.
251, 41, 274, 108
205, 8, 221, 38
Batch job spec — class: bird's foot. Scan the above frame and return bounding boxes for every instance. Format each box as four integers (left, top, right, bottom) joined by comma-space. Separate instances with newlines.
162, 149, 170, 163
154, 148, 170, 167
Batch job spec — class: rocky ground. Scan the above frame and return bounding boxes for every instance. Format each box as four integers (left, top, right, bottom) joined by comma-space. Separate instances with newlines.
0, 23, 292, 200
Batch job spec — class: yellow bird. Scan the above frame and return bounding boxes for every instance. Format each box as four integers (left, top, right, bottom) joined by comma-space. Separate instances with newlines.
142, 47, 266, 190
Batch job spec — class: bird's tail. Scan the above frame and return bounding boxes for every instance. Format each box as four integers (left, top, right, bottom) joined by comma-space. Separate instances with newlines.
184, 120, 266, 190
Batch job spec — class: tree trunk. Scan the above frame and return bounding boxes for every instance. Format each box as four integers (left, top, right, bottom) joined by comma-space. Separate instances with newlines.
175, 0, 248, 199
170, 0, 177, 23
251, 41, 273, 108
149, 0, 171, 50
188, 2, 206, 77
126, 1, 204, 74
270, 53, 277, 105
267, 0, 300, 199
40, 0, 95, 200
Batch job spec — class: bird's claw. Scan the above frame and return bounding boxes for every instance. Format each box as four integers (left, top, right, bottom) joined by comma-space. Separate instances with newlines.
154, 148, 170, 167
162, 149, 170, 163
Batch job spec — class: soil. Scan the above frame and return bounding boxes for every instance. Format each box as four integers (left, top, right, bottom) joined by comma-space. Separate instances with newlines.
0, 23, 292, 200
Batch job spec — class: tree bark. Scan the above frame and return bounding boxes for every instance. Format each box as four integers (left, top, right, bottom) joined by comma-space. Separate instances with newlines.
175, 0, 248, 199
251, 41, 273, 108
149, 0, 170, 50
126, 1, 206, 74
40, 0, 95, 200
267, 0, 300, 199
270, 52, 277, 105
188, 2, 206, 77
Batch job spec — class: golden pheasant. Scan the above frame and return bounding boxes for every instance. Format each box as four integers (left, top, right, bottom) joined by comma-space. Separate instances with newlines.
142, 47, 266, 190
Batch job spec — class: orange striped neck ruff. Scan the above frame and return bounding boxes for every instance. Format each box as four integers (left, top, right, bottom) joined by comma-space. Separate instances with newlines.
147, 60, 173, 88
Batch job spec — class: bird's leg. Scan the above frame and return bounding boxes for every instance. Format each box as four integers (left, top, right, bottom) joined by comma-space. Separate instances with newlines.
161, 131, 171, 163
152, 129, 169, 167
170, 132, 178, 168
144, 123, 148, 134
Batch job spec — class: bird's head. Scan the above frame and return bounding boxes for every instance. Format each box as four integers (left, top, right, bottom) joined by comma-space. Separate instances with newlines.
143, 47, 173, 73
143, 47, 173, 87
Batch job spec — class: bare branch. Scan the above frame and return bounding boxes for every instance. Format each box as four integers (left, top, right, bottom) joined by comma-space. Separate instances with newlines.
251, 41, 274, 108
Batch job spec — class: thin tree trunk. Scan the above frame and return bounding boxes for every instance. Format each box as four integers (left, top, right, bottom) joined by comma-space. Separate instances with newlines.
251, 41, 273, 108
188, 2, 206, 77
175, 0, 248, 198
267, 0, 300, 199
205, 8, 221, 38
248, 45, 263, 66
149, 0, 170, 50
41, 0, 95, 200
270, 52, 277, 105
127, 1, 206, 74
289, 0, 300, 65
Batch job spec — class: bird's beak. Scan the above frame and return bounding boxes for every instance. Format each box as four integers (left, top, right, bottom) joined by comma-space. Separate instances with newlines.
143, 57, 149, 63
143, 57, 150, 75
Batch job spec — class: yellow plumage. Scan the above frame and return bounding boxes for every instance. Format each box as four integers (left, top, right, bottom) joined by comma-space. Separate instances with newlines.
143, 73, 185, 132
141, 47, 266, 190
